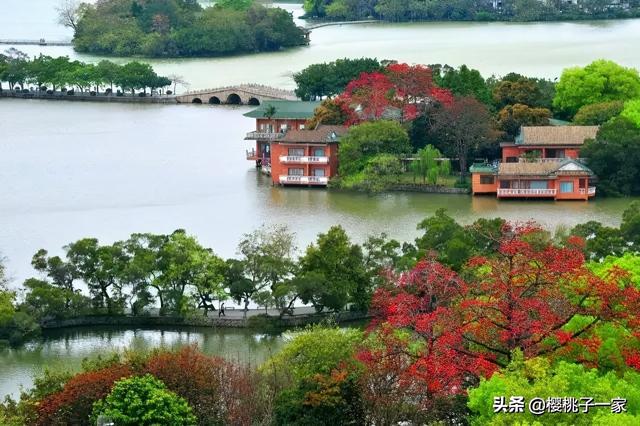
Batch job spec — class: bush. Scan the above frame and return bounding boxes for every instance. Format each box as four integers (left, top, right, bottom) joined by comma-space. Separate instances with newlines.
66, 90, 74, 95
22, 89, 29, 94
144, 346, 267, 425
138, 92, 146, 97
35, 364, 133, 425
105, 88, 112, 94
116, 91, 123, 97
90, 91, 96, 96
91, 374, 196, 426
46, 90, 53, 95
166, 90, 173, 95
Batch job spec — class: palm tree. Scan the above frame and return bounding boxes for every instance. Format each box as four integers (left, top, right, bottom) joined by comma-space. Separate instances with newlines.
263, 104, 277, 120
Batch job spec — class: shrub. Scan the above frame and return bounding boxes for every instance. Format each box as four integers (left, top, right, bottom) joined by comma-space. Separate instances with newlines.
66, 90, 74, 95
105, 88, 112, 94
167, 90, 173, 95
90, 91, 96, 96
138, 92, 146, 97
144, 346, 267, 425
22, 89, 29, 94
35, 364, 133, 426
46, 90, 53, 95
91, 374, 196, 426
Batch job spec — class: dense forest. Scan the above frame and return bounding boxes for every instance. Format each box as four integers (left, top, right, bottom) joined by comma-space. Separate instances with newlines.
303, 0, 640, 22
64, 0, 307, 57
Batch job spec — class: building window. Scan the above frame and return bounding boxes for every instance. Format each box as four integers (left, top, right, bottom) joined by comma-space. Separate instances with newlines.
313, 168, 325, 177
313, 148, 324, 157
288, 168, 304, 176
530, 181, 547, 190
500, 180, 510, 189
560, 181, 574, 193
579, 178, 586, 188
299, 124, 305, 130
288, 148, 304, 156
480, 175, 494, 184
506, 157, 518, 163
280, 124, 288, 132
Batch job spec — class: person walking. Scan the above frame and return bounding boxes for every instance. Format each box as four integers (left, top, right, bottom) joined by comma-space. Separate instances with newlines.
218, 303, 226, 317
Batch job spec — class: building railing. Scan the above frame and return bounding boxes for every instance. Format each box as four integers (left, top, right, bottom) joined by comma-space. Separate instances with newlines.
278, 155, 329, 164
245, 131, 285, 140
497, 188, 557, 196
279, 175, 329, 185
518, 157, 587, 163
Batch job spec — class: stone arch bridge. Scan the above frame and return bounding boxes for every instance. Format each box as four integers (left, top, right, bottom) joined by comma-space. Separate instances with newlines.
176, 84, 298, 105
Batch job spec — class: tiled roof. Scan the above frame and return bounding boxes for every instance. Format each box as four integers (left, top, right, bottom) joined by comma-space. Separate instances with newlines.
498, 159, 593, 177
280, 125, 347, 144
516, 126, 599, 146
243, 100, 321, 119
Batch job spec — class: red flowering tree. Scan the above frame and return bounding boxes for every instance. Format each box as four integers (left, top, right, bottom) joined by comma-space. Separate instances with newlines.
363, 223, 640, 407
339, 63, 454, 124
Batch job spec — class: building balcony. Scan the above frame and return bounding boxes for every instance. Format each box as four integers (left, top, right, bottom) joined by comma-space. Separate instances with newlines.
518, 157, 587, 163
497, 188, 557, 197
579, 187, 597, 196
279, 175, 329, 185
245, 131, 285, 140
278, 155, 329, 164
246, 149, 270, 165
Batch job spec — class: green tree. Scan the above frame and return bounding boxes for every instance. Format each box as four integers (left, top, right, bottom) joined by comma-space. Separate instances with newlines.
573, 100, 624, 125
553, 60, 640, 117
492, 73, 554, 109
621, 201, 640, 247
297, 226, 370, 312
468, 355, 640, 425
411, 144, 450, 184
22, 278, 91, 320
66, 239, 129, 314
91, 374, 197, 426
581, 117, 640, 196
496, 103, 551, 138
571, 221, 626, 260
433, 64, 492, 105
294, 58, 381, 100
263, 325, 363, 382
338, 120, 411, 177
96, 60, 121, 92
621, 98, 640, 127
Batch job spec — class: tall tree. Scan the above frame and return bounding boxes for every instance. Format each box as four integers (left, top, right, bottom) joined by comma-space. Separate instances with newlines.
430, 96, 497, 181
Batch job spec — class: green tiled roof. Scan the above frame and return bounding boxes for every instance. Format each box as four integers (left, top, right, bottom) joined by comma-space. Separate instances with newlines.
243, 100, 321, 119
469, 163, 497, 173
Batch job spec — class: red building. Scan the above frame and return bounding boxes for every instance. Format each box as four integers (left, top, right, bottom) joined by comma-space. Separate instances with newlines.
244, 101, 346, 186
471, 126, 599, 200
244, 100, 320, 168
500, 125, 599, 162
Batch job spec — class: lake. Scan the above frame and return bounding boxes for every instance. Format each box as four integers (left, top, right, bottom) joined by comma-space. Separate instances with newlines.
0, 326, 287, 399
2, 0, 640, 402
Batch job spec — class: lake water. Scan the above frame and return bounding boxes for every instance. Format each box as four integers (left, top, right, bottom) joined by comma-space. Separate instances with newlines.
2, 0, 640, 402
0, 326, 286, 399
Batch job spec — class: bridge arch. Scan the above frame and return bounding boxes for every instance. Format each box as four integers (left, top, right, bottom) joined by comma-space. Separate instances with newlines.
247, 97, 260, 106
208, 96, 221, 104
226, 93, 242, 105
192, 98, 202, 104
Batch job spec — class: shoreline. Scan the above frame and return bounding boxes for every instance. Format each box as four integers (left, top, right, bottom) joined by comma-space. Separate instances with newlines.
0, 90, 177, 104
37, 311, 370, 331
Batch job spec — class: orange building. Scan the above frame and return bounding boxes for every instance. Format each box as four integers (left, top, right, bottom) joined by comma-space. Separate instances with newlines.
244, 101, 346, 186
244, 100, 320, 168
471, 126, 599, 200
500, 125, 599, 162
270, 126, 346, 186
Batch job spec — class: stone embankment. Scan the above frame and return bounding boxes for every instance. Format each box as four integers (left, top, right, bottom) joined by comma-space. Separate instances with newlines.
1, 90, 177, 104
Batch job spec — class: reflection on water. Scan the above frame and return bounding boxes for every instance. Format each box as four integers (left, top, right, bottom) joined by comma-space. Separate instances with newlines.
0, 326, 286, 399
